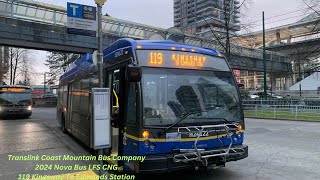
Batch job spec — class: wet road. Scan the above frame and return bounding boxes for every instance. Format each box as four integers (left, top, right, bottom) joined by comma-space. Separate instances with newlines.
1, 108, 320, 179
0, 108, 91, 179
153, 119, 320, 180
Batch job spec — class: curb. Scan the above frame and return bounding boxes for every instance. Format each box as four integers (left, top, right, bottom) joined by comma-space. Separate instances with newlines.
245, 117, 320, 123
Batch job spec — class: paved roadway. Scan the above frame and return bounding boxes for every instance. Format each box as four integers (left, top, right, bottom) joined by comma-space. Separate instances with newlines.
1, 108, 320, 179
0, 108, 93, 179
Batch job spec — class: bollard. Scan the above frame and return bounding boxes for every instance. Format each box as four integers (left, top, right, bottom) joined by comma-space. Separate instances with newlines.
255, 105, 258, 117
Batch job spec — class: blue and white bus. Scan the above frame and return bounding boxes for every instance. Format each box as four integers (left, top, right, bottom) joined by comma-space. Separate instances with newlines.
57, 38, 248, 173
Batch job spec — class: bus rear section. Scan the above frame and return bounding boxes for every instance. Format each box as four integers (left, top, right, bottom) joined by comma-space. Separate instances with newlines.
0, 86, 32, 118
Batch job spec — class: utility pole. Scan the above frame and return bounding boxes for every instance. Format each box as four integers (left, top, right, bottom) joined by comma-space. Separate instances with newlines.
43, 72, 46, 96
262, 11, 267, 99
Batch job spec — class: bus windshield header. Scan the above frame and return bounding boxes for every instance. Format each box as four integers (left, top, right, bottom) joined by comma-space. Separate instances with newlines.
137, 50, 230, 71
0, 87, 30, 92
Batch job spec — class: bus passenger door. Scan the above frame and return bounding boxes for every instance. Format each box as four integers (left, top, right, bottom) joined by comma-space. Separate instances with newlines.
66, 84, 72, 132
109, 70, 120, 161
123, 81, 140, 172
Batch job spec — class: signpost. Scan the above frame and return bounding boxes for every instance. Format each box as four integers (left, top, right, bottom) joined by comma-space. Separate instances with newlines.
93, 2, 107, 179
67, 2, 97, 37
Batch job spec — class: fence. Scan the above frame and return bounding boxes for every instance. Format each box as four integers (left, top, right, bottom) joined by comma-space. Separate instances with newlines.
242, 99, 320, 121
273, 90, 320, 99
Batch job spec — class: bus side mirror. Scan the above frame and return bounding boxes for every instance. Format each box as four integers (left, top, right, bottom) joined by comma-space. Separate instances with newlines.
127, 65, 142, 82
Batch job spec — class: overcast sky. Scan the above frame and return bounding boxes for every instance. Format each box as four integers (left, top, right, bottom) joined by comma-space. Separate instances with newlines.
31, 0, 304, 84
40, 0, 303, 29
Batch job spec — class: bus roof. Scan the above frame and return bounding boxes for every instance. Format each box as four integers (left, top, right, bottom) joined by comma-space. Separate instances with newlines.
60, 38, 223, 83
101, 38, 222, 57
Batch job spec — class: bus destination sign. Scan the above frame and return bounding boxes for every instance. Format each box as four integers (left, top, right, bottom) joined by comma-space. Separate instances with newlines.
149, 52, 206, 68
137, 50, 229, 71
0, 88, 28, 92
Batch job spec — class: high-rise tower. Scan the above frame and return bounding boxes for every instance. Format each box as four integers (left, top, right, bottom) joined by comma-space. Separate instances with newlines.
174, 0, 240, 37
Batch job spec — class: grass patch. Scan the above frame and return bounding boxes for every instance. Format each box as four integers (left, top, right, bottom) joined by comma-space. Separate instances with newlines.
244, 110, 320, 121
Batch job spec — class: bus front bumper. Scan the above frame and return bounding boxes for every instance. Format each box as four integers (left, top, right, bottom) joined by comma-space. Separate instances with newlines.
137, 144, 248, 173
0, 109, 32, 118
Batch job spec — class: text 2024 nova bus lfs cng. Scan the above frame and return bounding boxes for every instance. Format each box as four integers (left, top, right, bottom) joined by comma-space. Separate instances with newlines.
57, 38, 248, 173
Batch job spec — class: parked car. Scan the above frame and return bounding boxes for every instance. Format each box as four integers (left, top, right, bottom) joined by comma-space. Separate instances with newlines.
249, 93, 260, 99
268, 93, 283, 99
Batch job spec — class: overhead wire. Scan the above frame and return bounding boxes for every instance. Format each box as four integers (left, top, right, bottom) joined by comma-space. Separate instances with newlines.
248, 7, 310, 24
249, 14, 306, 28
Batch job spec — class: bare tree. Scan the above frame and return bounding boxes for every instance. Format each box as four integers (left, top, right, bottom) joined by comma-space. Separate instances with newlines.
289, 0, 320, 82
0, 46, 9, 83
202, 0, 253, 62
302, 0, 320, 16
8, 48, 29, 85
16, 51, 35, 86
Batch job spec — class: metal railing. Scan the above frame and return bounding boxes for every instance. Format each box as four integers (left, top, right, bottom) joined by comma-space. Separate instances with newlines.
0, 0, 290, 64
243, 99, 320, 120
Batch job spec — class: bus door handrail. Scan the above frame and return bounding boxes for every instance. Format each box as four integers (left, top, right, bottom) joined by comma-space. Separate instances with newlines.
113, 89, 119, 108
173, 124, 245, 166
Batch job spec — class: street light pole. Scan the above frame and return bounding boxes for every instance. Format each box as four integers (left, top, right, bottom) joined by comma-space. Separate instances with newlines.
97, 2, 104, 88
262, 11, 267, 99
43, 72, 46, 96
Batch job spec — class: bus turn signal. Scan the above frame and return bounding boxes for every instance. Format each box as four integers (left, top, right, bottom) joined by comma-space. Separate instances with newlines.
142, 130, 150, 138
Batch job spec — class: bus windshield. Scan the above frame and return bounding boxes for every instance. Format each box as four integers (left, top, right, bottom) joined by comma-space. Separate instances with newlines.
0, 92, 32, 105
142, 68, 241, 126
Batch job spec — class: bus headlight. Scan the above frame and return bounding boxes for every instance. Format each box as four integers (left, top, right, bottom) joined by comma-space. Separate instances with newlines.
150, 144, 155, 150
237, 123, 244, 131
27, 106, 32, 111
142, 130, 150, 139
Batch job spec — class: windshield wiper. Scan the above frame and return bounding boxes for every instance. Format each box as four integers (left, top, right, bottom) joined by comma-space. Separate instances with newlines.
209, 117, 234, 124
159, 111, 206, 136
17, 100, 31, 105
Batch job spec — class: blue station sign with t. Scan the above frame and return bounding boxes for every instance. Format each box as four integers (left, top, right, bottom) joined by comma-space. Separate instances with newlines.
67, 2, 97, 37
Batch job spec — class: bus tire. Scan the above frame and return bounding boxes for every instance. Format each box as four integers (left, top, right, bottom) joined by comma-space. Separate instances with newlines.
61, 114, 67, 134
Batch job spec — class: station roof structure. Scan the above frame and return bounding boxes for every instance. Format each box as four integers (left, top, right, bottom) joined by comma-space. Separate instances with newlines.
233, 12, 320, 48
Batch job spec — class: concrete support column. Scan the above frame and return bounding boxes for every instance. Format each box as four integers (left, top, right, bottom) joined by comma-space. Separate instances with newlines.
271, 76, 277, 91
287, 35, 292, 43
276, 32, 281, 44
285, 76, 291, 90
